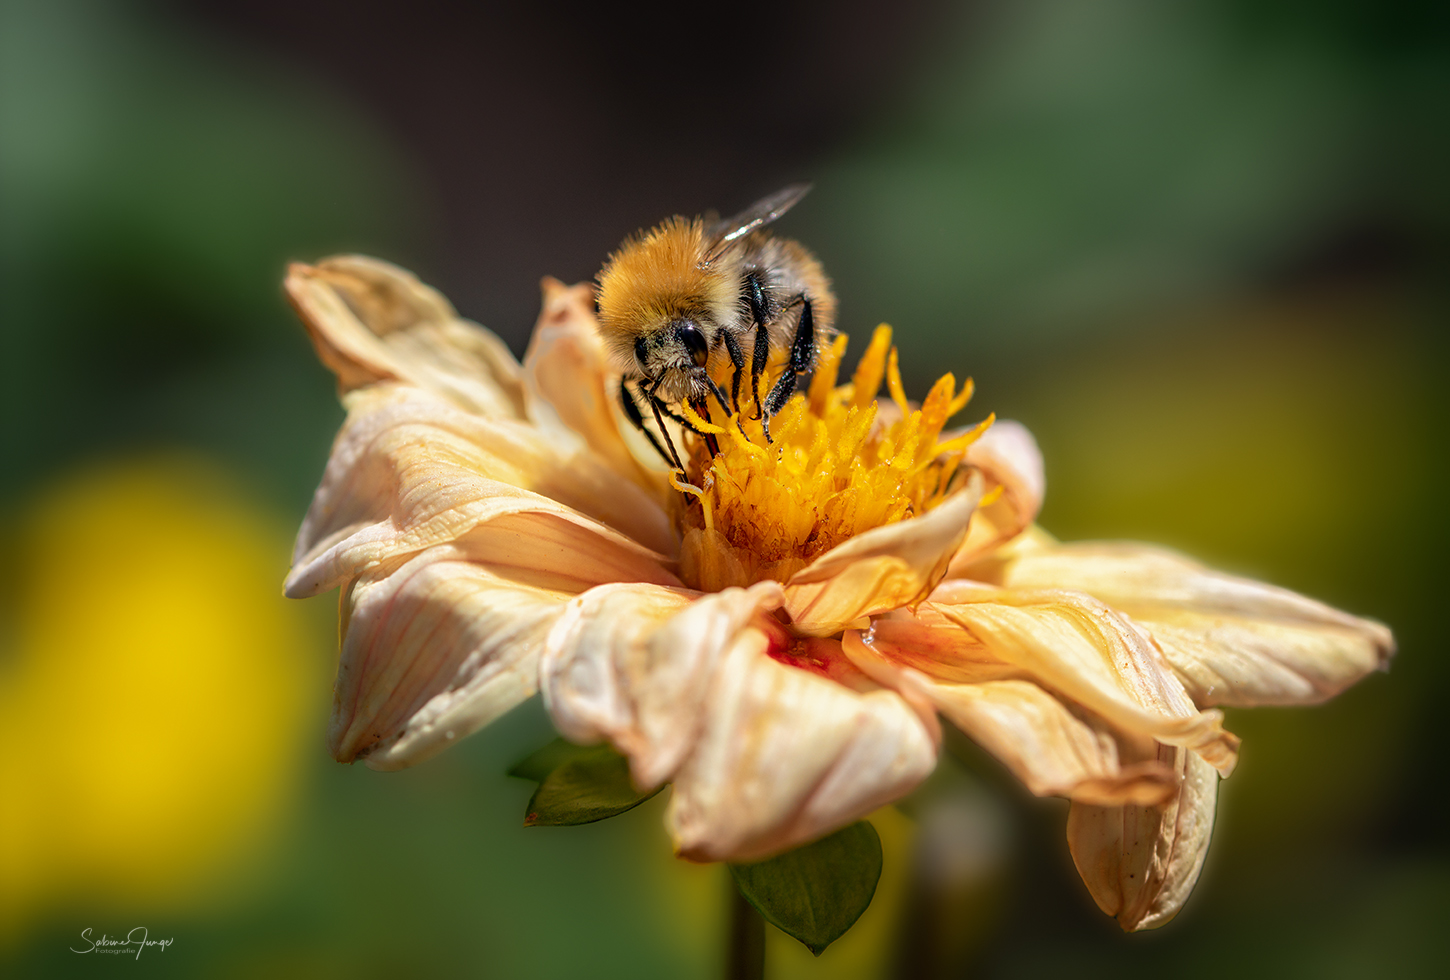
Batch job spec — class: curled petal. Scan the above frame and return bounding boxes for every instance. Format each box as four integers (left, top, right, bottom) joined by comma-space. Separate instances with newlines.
523, 278, 658, 488
329, 512, 679, 770
332, 554, 560, 770
926, 583, 1239, 774
285, 256, 526, 418
286, 386, 675, 596
996, 542, 1394, 707
541, 581, 784, 790
1067, 745, 1219, 930
783, 477, 982, 636
844, 631, 1177, 806
948, 419, 1045, 571
666, 633, 937, 863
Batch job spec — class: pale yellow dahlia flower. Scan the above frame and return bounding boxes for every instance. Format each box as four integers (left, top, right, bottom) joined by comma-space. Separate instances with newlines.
284, 255, 1392, 931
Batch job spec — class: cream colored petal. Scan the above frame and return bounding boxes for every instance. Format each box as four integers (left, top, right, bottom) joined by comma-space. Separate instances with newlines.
926, 582, 1239, 774
331, 552, 560, 770
286, 386, 675, 596
948, 419, 1046, 571
1067, 744, 1219, 930
997, 542, 1394, 707
285, 256, 527, 418
541, 581, 784, 790
449, 510, 682, 594
666, 632, 938, 863
329, 512, 679, 769
523, 278, 659, 487
843, 631, 1177, 807
782, 476, 983, 636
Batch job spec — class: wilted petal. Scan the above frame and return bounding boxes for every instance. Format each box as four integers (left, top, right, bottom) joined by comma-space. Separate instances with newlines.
286, 386, 675, 596
1067, 744, 1219, 930
666, 632, 937, 863
996, 542, 1394, 707
330, 511, 679, 770
948, 419, 1045, 571
523, 278, 657, 487
783, 478, 982, 636
332, 555, 557, 770
285, 256, 527, 418
541, 581, 784, 790
926, 582, 1239, 774
843, 627, 1177, 806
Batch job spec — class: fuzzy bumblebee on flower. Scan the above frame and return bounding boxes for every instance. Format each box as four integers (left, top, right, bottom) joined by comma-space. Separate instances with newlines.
283, 186, 1392, 958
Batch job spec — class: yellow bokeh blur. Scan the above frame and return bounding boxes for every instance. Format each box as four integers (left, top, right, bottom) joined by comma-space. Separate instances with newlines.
0, 456, 317, 934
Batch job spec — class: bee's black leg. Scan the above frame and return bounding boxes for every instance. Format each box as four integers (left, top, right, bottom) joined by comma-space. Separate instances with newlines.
750, 322, 770, 419
722, 329, 745, 414
742, 271, 772, 420
644, 376, 688, 475
619, 378, 673, 467
645, 382, 723, 464
760, 297, 815, 443
651, 394, 695, 431
700, 369, 746, 438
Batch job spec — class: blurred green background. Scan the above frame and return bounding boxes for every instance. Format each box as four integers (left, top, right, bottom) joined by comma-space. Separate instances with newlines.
1, 0, 1445, 976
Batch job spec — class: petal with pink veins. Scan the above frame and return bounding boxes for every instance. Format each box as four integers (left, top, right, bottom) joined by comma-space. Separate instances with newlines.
328, 512, 682, 770
332, 555, 561, 770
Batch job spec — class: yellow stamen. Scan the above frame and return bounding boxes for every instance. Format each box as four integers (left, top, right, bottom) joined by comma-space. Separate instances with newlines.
678, 401, 725, 435
947, 377, 975, 418
808, 334, 849, 418
918, 374, 956, 444
669, 471, 704, 498
932, 413, 995, 457
677, 326, 994, 593
886, 347, 911, 420
851, 325, 892, 409
726, 419, 767, 459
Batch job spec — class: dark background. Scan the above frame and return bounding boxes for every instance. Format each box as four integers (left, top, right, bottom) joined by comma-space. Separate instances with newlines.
2, 0, 1446, 976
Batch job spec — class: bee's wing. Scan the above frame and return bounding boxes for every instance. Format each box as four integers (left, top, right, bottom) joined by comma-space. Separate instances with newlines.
701, 183, 812, 266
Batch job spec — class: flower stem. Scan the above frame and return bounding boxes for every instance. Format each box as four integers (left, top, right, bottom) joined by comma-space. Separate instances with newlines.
726, 878, 765, 980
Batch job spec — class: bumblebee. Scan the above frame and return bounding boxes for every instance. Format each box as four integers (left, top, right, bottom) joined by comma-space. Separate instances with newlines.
595, 184, 837, 469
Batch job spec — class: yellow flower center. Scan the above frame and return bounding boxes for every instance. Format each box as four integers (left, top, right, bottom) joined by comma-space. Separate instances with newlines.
674, 325, 994, 592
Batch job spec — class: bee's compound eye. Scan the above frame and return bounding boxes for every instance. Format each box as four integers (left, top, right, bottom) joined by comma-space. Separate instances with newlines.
634, 335, 650, 373
674, 320, 709, 368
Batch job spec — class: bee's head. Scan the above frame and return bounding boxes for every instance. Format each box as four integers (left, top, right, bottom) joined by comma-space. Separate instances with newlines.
631, 316, 710, 381
597, 215, 738, 379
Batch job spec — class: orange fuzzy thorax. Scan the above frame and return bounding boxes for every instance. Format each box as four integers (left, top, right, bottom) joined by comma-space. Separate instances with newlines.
594, 217, 739, 375
676, 325, 993, 592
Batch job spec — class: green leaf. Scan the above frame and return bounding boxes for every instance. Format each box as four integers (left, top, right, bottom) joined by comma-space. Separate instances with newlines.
728, 821, 883, 956
507, 738, 590, 783
508, 738, 661, 827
